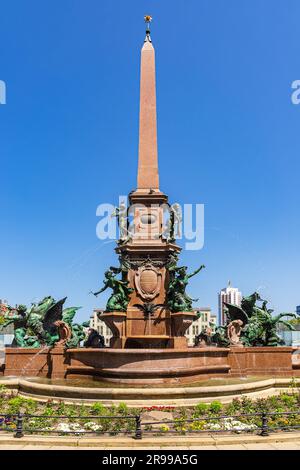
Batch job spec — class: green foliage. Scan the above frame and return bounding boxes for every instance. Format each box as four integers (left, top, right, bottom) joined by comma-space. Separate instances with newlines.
0, 384, 8, 397
0, 390, 300, 435
226, 397, 242, 413
279, 393, 297, 407
91, 402, 107, 415
194, 402, 208, 416
7, 396, 28, 414
56, 401, 66, 415
44, 406, 56, 416
117, 402, 129, 415
209, 401, 222, 414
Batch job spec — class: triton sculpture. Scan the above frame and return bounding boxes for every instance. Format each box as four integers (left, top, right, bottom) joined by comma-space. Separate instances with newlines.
213, 292, 297, 347
2, 297, 87, 348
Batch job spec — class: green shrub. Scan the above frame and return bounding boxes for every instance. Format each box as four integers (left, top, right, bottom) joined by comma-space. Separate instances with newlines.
56, 401, 66, 415
23, 398, 38, 414
0, 384, 7, 397
91, 402, 107, 415
7, 396, 27, 414
194, 403, 208, 416
279, 393, 296, 408
117, 402, 128, 415
209, 401, 222, 414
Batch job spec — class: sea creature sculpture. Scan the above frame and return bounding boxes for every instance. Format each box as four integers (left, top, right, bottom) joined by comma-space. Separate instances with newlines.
2, 298, 86, 349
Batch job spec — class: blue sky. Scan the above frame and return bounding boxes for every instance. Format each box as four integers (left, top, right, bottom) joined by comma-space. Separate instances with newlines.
0, 0, 299, 323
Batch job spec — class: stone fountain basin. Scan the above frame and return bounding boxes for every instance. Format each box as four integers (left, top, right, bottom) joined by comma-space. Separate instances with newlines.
2, 346, 298, 387
1, 376, 300, 407
66, 347, 230, 384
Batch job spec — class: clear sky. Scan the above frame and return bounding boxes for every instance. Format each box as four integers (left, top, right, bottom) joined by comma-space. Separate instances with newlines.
1, 0, 299, 323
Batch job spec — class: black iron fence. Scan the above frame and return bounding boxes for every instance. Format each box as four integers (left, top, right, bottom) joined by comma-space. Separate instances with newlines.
1, 411, 300, 440
0, 413, 142, 439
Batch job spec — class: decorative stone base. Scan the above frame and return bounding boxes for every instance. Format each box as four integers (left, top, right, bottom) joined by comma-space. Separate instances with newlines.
66, 347, 230, 384
228, 347, 298, 377
3, 346, 300, 384
100, 310, 196, 350
4, 347, 69, 379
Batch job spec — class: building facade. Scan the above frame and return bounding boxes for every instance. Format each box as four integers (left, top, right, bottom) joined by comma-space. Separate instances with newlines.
0, 299, 14, 346
218, 281, 242, 325
185, 308, 217, 347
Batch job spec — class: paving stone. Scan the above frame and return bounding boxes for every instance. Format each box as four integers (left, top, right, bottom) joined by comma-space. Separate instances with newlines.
22, 445, 53, 450
0, 445, 26, 450
189, 446, 217, 450
51, 446, 94, 450
270, 443, 300, 450
215, 444, 247, 450
243, 443, 278, 450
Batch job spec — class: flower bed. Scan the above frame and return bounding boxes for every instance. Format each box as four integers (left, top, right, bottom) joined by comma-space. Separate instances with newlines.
0, 383, 300, 436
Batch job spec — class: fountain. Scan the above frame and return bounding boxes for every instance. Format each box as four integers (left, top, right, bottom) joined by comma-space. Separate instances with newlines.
1, 18, 300, 400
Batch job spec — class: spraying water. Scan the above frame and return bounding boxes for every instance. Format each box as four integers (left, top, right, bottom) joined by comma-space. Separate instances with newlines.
20, 345, 50, 377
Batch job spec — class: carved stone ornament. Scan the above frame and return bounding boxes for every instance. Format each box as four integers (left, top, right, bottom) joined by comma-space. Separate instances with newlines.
134, 262, 162, 301
122, 254, 165, 269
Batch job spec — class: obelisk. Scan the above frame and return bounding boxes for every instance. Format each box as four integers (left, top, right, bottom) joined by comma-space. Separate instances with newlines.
106, 17, 192, 350
137, 16, 159, 191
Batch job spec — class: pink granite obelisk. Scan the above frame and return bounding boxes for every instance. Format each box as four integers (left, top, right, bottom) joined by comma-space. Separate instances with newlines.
137, 24, 159, 190
111, 18, 188, 350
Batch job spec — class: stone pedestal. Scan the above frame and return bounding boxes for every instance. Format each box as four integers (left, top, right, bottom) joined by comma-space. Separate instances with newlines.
171, 312, 197, 337
100, 312, 127, 348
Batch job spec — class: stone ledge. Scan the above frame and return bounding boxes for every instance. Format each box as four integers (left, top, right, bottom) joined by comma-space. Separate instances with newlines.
0, 431, 300, 448
1, 376, 299, 406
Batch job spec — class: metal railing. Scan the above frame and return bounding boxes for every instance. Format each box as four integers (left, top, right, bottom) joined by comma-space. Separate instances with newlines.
0, 413, 142, 439
1, 410, 300, 440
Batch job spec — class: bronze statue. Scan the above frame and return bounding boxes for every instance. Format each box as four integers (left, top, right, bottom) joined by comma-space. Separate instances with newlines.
92, 268, 133, 312
2, 304, 38, 348
111, 202, 129, 243
3, 297, 86, 349
213, 292, 297, 348
167, 265, 205, 312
